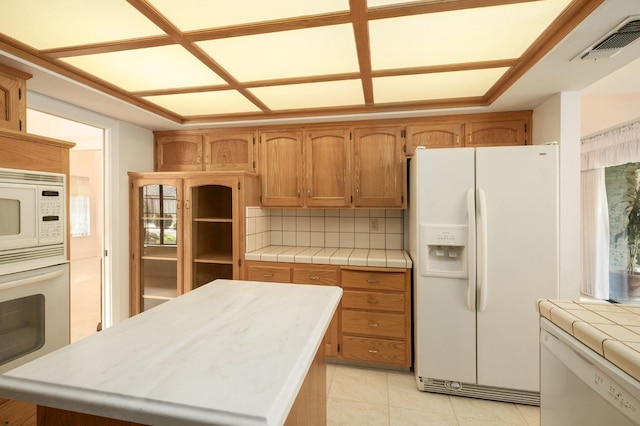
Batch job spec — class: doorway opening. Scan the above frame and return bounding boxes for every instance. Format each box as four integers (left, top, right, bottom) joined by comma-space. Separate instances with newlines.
27, 109, 104, 342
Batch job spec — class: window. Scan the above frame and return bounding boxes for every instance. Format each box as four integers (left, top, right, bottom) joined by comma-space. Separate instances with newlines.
70, 175, 91, 237
142, 184, 177, 245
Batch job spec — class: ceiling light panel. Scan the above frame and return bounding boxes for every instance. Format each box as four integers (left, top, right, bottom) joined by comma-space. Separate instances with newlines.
61, 45, 226, 91
0, 0, 164, 50
197, 25, 359, 82
249, 80, 364, 110
143, 91, 262, 116
149, 0, 349, 31
373, 68, 509, 103
369, 0, 572, 70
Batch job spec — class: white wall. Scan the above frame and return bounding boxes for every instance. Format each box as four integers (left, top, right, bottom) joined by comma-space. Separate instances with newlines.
581, 93, 640, 136
28, 92, 154, 326
533, 92, 581, 301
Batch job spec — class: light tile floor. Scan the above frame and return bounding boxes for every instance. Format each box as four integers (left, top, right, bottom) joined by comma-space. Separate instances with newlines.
326, 364, 540, 426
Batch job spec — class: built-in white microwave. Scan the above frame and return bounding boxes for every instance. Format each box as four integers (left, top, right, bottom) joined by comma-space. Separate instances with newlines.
0, 168, 66, 275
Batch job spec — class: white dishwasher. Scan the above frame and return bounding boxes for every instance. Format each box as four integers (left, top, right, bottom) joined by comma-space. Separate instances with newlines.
540, 318, 640, 425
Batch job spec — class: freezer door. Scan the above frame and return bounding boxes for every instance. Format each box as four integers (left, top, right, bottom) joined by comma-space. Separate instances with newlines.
411, 148, 477, 384
475, 145, 559, 392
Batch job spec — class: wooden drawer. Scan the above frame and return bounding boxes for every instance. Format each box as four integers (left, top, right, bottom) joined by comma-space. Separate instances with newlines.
341, 336, 407, 366
341, 269, 405, 291
247, 265, 291, 283
292, 267, 338, 285
342, 290, 405, 313
341, 310, 405, 339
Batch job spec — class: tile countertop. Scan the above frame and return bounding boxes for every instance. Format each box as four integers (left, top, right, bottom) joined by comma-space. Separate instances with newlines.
245, 246, 412, 268
537, 299, 640, 382
0, 280, 342, 426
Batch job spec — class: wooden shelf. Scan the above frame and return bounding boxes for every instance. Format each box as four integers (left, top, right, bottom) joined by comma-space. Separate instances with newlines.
143, 286, 177, 300
143, 245, 178, 261
193, 217, 232, 223
194, 252, 233, 264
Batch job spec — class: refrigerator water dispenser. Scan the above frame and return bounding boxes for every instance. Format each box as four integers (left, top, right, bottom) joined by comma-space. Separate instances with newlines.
420, 225, 468, 278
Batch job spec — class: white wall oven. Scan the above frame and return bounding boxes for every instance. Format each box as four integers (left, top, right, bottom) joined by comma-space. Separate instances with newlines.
0, 167, 69, 374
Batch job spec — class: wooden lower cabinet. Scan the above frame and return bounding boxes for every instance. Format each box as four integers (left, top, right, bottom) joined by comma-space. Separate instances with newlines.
340, 267, 412, 367
246, 261, 412, 367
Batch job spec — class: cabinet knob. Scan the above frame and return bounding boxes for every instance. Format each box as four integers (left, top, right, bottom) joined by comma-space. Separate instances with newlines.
307, 189, 311, 197
264, 274, 274, 277
297, 190, 301, 198
366, 279, 378, 284
309, 276, 319, 280
368, 349, 379, 354
367, 298, 378, 304
368, 322, 379, 328
185, 200, 190, 210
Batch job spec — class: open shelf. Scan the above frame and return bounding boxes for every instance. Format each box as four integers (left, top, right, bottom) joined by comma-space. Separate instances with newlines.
194, 252, 233, 264
193, 218, 233, 223
142, 245, 178, 261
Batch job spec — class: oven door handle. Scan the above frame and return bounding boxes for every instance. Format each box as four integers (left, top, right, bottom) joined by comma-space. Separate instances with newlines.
0, 267, 65, 291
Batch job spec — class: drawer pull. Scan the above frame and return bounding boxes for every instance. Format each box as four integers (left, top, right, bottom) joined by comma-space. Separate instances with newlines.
367, 279, 378, 284
368, 349, 379, 354
309, 276, 319, 280
368, 322, 379, 328
367, 298, 378, 304
263, 274, 274, 277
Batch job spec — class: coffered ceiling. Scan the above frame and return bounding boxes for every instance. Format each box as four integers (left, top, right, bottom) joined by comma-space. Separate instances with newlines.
0, 0, 611, 125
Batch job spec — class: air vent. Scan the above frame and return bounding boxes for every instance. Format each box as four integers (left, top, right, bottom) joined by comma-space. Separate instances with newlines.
579, 16, 640, 60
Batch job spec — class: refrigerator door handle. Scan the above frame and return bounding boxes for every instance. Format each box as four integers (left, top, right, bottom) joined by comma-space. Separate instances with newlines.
466, 188, 476, 311
477, 188, 488, 312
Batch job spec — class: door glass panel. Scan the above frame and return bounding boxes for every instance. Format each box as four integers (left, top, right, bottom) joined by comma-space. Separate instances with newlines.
0, 294, 45, 366
140, 184, 178, 311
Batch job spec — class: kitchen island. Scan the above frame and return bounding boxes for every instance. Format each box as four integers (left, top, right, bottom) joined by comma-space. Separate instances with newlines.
0, 280, 342, 425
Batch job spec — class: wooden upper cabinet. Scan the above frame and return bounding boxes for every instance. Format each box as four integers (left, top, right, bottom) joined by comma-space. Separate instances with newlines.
464, 118, 528, 147
259, 131, 304, 207
155, 135, 203, 171
405, 123, 463, 156
0, 64, 30, 132
204, 131, 256, 172
305, 128, 351, 208
352, 127, 406, 208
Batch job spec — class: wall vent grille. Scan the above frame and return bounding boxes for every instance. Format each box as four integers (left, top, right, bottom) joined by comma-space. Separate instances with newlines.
579, 17, 640, 60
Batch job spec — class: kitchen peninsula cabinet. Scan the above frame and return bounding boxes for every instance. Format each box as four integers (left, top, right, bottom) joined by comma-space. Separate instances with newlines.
246, 261, 340, 357
129, 171, 259, 315
0, 63, 30, 132
353, 127, 406, 208
154, 130, 256, 172
258, 130, 304, 207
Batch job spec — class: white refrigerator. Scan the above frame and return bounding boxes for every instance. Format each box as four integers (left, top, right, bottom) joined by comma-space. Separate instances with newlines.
409, 145, 559, 405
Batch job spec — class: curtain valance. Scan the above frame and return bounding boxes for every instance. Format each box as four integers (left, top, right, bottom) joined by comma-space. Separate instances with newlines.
581, 120, 640, 170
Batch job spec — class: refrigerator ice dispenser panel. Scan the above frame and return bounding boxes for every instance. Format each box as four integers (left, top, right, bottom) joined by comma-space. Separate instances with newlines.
420, 225, 468, 278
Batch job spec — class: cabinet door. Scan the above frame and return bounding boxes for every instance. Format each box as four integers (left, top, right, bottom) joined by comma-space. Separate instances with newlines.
259, 131, 304, 207
130, 177, 183, 315
183, 177, 238, 292
352, 127, 405, 208
465, 119, 528, 147
204, 131, 256, 172
0, 70, 27, 132
305, 128, 351, 207
155, 135, 203, 171
405, 123, 463, 156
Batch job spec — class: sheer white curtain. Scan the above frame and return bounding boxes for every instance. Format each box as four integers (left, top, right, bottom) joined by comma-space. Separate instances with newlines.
580, 168, 609, 298
581, 119, 640, 298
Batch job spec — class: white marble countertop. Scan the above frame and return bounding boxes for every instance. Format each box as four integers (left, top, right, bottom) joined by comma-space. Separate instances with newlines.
245, 246, 412, 268
0, 280, 342, 426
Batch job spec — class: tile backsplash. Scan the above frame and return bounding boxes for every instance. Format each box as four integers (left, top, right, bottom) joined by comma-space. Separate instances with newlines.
245, 208, 404, 252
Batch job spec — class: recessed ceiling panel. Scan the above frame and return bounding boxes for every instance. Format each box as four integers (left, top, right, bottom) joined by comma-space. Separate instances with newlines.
0, 0, 163, 50
249, 80, 364, 110
373, 68, 509, 103
369, 0, 572, 70
149, 0, 349, 31
143, 91, 262, 116
197, 25, 359, 82
61, 45, 227, 91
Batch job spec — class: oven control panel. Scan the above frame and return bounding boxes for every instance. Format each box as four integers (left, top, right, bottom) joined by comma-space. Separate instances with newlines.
39, 186, 64, 245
